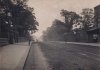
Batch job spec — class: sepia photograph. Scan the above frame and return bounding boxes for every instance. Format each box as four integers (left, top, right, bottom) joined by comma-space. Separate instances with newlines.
0, 0, 100, 70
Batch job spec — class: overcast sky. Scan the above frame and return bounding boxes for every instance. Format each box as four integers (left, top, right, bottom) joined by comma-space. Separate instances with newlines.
28, 0, 100, 37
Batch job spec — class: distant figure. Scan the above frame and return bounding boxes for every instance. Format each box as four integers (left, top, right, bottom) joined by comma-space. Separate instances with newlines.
93, 34, 98, 43
28, 36, 32, 45
32, 35, 37, 43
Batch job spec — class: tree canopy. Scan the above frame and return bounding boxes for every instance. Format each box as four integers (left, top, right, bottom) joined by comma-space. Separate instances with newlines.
42, 8, 95, 42
60, 9, 80, 31
0, 0, 38, 37
81, 8, 94, 30
42, 19, 67, 41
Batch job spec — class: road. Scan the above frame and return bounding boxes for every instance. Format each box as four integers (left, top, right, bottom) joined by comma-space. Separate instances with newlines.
23, 41, 100, 70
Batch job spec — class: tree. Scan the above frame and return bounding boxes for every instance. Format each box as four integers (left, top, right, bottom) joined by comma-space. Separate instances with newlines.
42, 19, 67, 41
81, 8, 94, 30
0, 0, 38, 43
60, 9, 80, 31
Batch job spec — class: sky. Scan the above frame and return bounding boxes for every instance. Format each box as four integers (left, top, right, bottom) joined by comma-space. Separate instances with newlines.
27, 0, 100, 37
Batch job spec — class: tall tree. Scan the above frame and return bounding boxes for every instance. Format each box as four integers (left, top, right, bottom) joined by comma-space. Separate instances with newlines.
0, 0, 38, 43
42, 19, 67, 41
81, 8, 94, 30
60, 9, 80, 31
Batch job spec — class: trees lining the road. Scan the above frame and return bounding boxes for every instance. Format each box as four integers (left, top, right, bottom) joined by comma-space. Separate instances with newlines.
0, 0, 38, 43
81, 8, 94, 30
60, 9, 80, 31
43, 8, 95, 42
42, 19, 67, 41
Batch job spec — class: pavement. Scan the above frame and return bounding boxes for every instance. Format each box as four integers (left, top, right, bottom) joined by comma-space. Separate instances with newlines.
67, 42, 100, 47
49, 41, 100, 47
0, 42, 30, 70
24, 43, 51, 70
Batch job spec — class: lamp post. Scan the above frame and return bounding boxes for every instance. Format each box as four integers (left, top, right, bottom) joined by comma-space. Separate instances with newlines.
7, 12, 14, 44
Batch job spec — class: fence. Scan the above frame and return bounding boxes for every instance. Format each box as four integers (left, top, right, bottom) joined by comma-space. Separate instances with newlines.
0, 38, 9, 46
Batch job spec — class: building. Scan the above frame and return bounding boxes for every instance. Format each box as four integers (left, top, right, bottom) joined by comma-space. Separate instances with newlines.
87, 5, 100, 43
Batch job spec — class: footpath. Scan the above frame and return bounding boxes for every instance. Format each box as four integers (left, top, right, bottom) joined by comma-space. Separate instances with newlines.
50, 41, 100, 47
67, 42, 100, 47
0, 42, 30, 70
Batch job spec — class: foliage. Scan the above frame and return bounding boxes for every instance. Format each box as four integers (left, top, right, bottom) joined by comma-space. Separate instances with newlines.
0, 0, 38, 37
60, 9, 80, 31
43, 8, 94, 42
42, 19, 67, 41
81, 8, 94, 30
